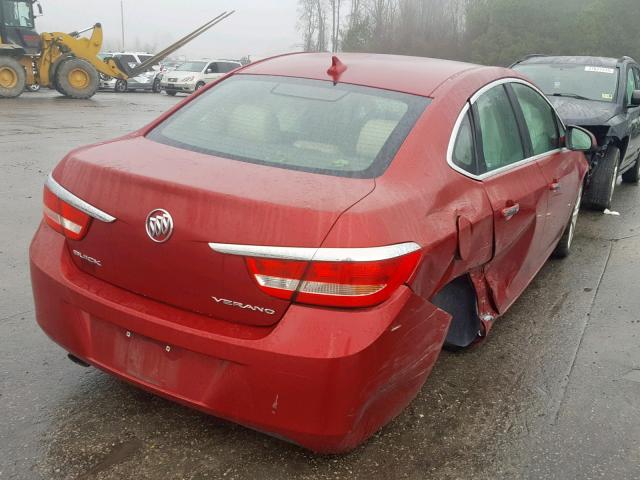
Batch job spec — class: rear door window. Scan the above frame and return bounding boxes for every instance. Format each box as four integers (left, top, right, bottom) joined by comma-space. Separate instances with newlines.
218, 62, 240, 73
473, 85, 526, 172
511, 83, 560, 156
147, 75, 430, 178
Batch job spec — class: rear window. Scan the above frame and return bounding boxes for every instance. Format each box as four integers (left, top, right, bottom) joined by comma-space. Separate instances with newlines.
147, 75, 430, 178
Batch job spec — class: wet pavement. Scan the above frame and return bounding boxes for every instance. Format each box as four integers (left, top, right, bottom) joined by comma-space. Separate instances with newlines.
1, 91, 639, 479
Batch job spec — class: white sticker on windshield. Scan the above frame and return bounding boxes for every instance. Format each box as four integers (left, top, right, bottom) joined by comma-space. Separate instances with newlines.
585, 66, 615, 74
602, 93, 614, 100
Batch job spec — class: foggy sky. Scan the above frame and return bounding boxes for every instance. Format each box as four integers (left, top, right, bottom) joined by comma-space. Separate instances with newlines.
36, 0, 301, 60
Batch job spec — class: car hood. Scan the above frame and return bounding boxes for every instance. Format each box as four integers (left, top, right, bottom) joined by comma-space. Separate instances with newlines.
547, 97, 618, 126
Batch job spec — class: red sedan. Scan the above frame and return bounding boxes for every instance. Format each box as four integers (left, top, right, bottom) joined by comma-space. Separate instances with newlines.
30, 53, 594, 453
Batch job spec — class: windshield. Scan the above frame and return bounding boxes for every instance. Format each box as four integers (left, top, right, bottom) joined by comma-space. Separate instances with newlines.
175, 62, 207, 72
514, 63, 619, 103
1, 0, 34, 28
147, 75, 429, 178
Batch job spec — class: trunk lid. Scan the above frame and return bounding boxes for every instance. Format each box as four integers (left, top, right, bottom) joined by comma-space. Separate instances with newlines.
54, 137, 375, 326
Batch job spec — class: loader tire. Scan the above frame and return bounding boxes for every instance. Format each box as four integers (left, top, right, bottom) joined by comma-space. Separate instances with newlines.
55, 58, 99, 99
0, 56, 26, 98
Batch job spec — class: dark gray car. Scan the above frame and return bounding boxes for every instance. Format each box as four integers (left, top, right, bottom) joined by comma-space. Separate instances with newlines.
513, 55, 640, 210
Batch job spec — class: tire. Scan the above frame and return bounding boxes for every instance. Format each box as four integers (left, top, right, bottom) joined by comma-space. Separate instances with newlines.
553, 184, 583, 259
584, 145, 620, 211
55, 58, 99, 99
0, 56, 26, 98
195, 81, 205, 91
27, 84, 41, 92
622, 154, 640, 183
166, 90, 177, 96
152, 77, 161, 93
114, 79, 128, 93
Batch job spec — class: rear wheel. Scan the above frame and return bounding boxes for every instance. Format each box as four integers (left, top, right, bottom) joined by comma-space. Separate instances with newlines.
152, 77, 161, 93
0, 56, 26, 98
27, 83, 41, 92
166, 90, 177, 96
622, 154, 640, 183
584, 145, 620, 211
55, 58, 99, 99
553, 185, 582, 258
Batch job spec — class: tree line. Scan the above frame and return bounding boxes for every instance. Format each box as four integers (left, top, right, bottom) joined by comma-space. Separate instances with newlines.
298, 0, 640, 66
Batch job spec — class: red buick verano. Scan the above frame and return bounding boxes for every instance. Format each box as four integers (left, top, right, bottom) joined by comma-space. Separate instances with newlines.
30, 53, 594, 453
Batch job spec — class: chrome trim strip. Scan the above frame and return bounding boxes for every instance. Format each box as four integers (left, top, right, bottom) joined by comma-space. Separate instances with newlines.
446, 77, 568, 181
46, 174, 116, 223
208, 242, 421, 262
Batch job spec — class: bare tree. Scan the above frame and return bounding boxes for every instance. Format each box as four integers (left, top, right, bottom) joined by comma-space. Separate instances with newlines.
316, 0, 328, 51
298, 0, 318, 51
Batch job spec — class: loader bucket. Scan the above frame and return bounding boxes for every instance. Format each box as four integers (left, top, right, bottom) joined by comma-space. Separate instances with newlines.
128, 11, 235, 77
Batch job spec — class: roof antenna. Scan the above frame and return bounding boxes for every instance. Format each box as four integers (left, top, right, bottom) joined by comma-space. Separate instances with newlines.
327, 55, 347, 85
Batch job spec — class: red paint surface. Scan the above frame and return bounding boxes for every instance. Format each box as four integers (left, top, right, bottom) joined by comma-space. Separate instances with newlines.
29, 53, 588, 452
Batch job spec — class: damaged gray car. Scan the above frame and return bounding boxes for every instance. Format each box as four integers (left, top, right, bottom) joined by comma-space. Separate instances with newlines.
512, 55, 640, 210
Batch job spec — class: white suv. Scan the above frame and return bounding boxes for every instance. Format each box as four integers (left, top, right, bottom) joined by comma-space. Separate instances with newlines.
160, 59, 242, 95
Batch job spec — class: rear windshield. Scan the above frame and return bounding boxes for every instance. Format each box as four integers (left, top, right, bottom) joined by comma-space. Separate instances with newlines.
514, 63, 619, 103
147, 75, 430, 178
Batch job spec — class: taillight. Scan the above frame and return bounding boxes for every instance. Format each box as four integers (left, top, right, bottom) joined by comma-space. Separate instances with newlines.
42, 175, 116, 240
43, 186, 92, 240
211, 243, 421, 308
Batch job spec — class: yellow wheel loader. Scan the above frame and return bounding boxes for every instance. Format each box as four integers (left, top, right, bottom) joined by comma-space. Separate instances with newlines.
0, 0, 234, 99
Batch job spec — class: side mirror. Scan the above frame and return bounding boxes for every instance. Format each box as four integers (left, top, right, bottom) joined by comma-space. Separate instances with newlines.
33, 1, 43, 16
631, 90, 640, 107
566, 125, 597, 152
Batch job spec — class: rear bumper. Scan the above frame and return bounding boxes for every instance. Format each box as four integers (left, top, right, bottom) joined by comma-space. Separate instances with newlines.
29, 223, 450, 453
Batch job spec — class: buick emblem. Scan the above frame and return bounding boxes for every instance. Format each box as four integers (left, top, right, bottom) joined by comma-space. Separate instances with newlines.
145, 209, 174, 243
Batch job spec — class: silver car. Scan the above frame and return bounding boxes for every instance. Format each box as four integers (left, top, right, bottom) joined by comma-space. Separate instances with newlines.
99, 52, 162, 93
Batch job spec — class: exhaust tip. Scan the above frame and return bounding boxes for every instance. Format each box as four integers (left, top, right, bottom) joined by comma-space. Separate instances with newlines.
67, 353, 91, 368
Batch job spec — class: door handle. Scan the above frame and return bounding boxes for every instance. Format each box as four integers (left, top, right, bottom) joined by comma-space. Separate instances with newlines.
549, 181, 561, 192
502, 203, 520, 220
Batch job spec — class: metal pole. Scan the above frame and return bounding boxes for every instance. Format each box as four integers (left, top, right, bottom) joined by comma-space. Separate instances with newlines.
120, 0, 125, 51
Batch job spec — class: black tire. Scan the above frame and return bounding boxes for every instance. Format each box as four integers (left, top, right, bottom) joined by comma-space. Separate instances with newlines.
166, 90, 177, 96
432, 276, 481, 351
27, 84, 41, 92
622, 155, 640, 183
0, 56, 26, 98
584, 145, 620, 211
55, 58, 99, 99
152, 77, 161, 93
553, 185, 582, 259
114, 79, 127, 93
195, 81, 205, 91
